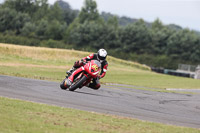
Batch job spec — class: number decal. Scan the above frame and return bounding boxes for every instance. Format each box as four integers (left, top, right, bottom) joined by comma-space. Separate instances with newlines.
92, 65, 98, 71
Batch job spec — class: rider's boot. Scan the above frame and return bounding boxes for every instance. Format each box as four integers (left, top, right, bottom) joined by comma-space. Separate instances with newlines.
86, 82, 100, 90
66, 67, 75, 75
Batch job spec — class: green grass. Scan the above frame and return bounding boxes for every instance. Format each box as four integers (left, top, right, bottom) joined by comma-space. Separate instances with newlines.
0, 43, 200, 132
0, 65, 63, 81
1, 97, 199, 133
105, 70, 200, 89
1, 43, 200, 89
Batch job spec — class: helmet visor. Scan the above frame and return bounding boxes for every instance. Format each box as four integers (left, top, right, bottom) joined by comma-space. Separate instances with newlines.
98, 54, 106, 60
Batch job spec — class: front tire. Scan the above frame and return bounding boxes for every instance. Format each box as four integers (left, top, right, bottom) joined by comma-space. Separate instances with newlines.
69, 75, 87, 91
60, 79, 67, 90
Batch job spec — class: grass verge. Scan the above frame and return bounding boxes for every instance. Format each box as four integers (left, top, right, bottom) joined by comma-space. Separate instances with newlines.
0, 43, 200, 132
0, 97, 199, 133
0, 43, 200, 89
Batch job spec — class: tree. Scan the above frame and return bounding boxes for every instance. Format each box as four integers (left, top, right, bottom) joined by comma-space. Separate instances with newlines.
64, 0, 102, 44
14, 12, 31, 34
32, 0, 49, 21
48, 3, 64, 22
78, 0, 100, 23
190, 39, 200, 63
62, 9, 78, 25
3, 0, 37, 17
107, 16, 119, 30
56, 0, 78, 25
166, 29, 199, 62
0, 8, 30, 34
119, 19, 151, 54
45, 20, 67, 40
67, 20, 120, 50
0, 8, 17, 32
20, 22, 36, 37
149, 18, 174, 55
35, 19, 48, 39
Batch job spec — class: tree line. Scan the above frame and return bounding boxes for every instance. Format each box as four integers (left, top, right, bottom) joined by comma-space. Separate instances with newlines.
0, 0, 200, 69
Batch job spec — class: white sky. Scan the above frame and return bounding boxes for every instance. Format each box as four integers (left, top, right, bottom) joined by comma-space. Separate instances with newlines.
0, 0, 200, 31
53, 0, 200, 31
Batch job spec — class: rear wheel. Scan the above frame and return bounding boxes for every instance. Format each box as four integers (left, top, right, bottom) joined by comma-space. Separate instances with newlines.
69, 75, 87, 91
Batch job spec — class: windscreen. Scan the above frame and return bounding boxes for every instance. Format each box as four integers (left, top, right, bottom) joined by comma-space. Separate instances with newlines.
93, 60, 101, 68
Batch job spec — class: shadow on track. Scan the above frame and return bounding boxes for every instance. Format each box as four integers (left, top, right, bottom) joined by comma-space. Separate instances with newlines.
67, 90, 113, 98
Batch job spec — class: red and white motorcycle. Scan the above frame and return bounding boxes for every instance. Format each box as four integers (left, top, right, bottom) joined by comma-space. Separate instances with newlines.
60, 60, 101, 91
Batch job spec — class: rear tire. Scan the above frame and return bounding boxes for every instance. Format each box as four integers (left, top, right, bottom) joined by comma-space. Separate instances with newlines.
69, 75, 87, 91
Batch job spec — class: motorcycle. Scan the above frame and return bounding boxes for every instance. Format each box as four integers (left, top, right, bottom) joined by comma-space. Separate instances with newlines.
60, 60, 101, 91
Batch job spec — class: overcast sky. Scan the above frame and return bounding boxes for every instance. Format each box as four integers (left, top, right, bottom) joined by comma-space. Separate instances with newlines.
0, 0, 199, 31
53, 0, 200, 31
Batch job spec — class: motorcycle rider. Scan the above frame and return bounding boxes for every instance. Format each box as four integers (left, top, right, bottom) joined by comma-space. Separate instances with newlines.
66, 49, 108, 90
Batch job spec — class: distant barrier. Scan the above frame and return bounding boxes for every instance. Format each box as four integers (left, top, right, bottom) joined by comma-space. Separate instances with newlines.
195, 65, 200, 79
150, 67, 164, 73
178, 64, 196, 72
151, 64, 200, 79
164, 69, 190, 77
151, 67, 191, 78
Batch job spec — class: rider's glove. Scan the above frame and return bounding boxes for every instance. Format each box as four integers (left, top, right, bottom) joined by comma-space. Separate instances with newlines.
80, 59, 87, 65
97, 75, 101, 79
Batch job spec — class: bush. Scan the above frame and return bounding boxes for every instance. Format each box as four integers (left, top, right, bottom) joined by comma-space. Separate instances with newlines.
40, 39, 73, 49
0, 33, 40, 46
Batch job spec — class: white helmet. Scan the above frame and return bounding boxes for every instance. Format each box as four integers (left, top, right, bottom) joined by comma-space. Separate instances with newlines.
97, 49, 107, 61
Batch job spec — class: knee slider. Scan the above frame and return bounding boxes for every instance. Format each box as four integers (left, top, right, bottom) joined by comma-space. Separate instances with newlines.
93, 84, 100, 90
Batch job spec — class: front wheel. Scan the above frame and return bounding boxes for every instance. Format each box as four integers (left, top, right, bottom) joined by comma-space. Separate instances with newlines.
60, 78, 67, 90
69, 75, 87, 91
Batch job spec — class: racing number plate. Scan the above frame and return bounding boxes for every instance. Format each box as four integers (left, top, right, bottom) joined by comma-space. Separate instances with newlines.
92, 65, 98, 71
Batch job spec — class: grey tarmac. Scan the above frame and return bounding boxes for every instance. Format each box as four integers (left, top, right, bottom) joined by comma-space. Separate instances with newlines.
0, 75, 200, 128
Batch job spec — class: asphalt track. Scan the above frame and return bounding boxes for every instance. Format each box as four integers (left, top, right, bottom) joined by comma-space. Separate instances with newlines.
0, 75, 200, 128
